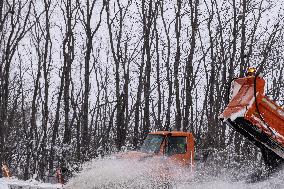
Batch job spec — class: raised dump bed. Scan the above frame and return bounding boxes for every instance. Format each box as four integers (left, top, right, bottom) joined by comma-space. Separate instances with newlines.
220, 74, 284, 168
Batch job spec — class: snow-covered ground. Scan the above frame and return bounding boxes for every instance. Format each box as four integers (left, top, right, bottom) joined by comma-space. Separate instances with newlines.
0, 177, 62, 189
0, 179, 9, 189
4, 154, 281, 189
66, 155, 284, 189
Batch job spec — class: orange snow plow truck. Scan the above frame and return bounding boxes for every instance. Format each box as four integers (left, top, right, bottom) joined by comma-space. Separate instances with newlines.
119, 131, 194, 167
220, 68, 284, 168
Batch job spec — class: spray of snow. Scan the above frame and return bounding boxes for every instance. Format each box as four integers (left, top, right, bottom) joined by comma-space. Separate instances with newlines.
65, 155, 284, 189
65, 156, 191, 189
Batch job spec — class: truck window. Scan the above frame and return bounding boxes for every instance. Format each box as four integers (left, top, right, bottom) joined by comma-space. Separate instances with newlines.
167, 136, 187, 155
140, 134, 164, 154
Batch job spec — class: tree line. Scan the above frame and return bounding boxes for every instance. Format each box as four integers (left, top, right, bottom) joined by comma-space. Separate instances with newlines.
0, 0, 283, 180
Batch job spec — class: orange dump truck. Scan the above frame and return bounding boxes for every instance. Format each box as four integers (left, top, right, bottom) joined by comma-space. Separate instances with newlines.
119, 131, 195, 168
220, 69, 284, 168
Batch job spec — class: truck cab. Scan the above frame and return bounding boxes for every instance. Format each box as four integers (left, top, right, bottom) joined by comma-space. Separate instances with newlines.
139, 131, 195, 167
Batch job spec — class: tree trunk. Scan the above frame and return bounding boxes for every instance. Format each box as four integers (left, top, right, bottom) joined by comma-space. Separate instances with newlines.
174, 0, 182, 131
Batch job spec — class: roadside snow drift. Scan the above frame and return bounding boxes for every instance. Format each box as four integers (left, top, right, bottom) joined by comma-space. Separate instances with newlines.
0, 177, 62, 189
0, 178, 9, 189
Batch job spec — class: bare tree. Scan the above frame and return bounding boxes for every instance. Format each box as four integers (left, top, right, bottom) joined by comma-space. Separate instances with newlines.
173, 0, 182, 131
77, 0, 104, 158
183, 0, 199, 132
0, 0, 32, 170
160, 1, 172, 131
62, 0, 75, 145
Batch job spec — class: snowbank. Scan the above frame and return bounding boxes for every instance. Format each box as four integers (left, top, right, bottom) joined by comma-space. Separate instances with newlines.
1, 177, 62, 189
0, 178, 9, 189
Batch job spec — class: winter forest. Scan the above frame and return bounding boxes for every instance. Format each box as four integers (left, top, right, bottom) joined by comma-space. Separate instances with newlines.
0, 0, 284, 181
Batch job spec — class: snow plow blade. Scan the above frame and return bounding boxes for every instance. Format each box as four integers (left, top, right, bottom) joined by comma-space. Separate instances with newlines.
220, 76, 284, 167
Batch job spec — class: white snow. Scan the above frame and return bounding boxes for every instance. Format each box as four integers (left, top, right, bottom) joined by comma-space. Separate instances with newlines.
0, 179, 9, 189
220, 82, 255, 121
65, 156, 284, 189
229, 108, 247, 121
231, 81, 242, 100
251, 115, 284, 144
1, 177, 62, 189
65, 156, 188, 189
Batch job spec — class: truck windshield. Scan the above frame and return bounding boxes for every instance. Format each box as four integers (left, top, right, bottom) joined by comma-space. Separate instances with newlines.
140, 134, 164, 154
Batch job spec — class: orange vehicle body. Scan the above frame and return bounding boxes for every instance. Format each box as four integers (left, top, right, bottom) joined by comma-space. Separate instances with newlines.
220, 75, 284, 167
118, 131, 195, 168
150, 131, 195, 166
